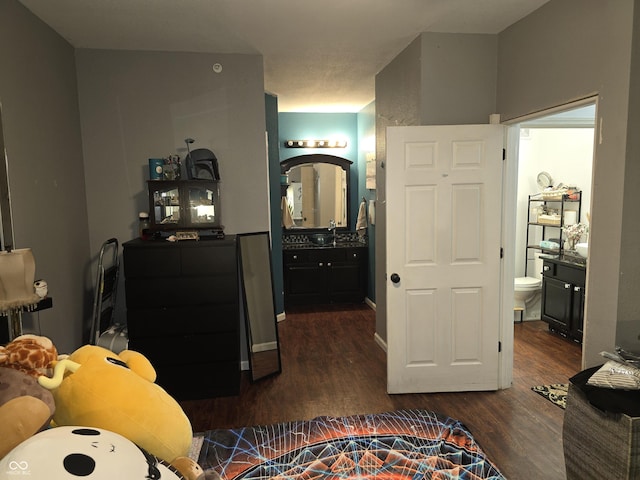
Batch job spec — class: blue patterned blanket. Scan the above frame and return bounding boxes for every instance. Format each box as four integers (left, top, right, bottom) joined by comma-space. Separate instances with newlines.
193, 409, 505, 479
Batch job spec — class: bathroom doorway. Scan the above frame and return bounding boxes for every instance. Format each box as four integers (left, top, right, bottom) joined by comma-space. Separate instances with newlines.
512, 100, 596, 345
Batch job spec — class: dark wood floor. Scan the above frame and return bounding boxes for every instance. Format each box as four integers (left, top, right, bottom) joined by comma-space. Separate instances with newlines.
180, 304, 582, 479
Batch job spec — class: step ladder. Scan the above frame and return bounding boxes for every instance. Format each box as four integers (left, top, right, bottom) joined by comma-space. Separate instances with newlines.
90, 238, 128, 352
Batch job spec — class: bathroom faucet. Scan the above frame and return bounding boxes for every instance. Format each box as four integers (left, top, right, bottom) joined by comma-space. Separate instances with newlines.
328, 220, 337, 246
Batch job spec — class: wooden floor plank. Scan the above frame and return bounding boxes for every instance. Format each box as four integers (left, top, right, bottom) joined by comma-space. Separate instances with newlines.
180, 304, 582, 479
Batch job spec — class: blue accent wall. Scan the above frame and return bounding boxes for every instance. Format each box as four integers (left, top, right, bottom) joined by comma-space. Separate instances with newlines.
278, 113, 359, 230
265, 93, 284, 314
357, 102, 376, 302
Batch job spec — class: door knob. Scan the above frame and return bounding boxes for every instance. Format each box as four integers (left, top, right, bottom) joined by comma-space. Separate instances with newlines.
390, 273, 400, 284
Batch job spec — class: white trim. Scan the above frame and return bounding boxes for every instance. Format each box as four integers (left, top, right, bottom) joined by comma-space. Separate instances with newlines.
277, 312, 286, 322
252, 341, 278, 353
502, 95, 598, 126
500, 96, 597, 384
374, 332, 387, 352
365, 297, 376, 310
499, 124, 520, 389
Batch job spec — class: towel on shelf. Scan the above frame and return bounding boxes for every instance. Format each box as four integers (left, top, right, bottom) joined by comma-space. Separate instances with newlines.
356, 199, 367, 237
281, 197, 295, 229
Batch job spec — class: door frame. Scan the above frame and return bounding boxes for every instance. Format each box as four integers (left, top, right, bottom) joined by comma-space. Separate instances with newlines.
499, 96, 598, 387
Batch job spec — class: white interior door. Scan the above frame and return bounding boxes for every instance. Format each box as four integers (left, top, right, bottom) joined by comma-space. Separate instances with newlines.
386, 124, 504, 393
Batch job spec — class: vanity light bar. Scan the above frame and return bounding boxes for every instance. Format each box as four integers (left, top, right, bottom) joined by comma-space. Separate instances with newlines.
284, 139, 347, 148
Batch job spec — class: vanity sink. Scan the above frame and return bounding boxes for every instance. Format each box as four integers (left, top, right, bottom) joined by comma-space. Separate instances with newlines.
308, 233, 335, 246
576, 242, 588, 258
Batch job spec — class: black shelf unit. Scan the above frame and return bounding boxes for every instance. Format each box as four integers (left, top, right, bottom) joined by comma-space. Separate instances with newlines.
524, 191, 581, 276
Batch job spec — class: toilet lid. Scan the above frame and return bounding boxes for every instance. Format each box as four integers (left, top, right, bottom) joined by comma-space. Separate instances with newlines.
515, 276, 541, 286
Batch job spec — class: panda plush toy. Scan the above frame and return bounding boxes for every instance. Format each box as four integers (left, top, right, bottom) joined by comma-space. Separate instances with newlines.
0, 427, 186, 479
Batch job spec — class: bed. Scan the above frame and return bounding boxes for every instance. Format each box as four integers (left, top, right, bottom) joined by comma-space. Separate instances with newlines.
191, 409, 505, 479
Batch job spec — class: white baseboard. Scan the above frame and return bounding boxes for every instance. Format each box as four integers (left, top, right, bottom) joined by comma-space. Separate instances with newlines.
365, 297, 376, 310
374, 332, 387, 352
277, 312, 286, 322
252, 341, 278, 353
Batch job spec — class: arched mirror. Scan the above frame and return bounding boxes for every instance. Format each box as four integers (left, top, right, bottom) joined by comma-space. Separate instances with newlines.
280, 154, 352, 230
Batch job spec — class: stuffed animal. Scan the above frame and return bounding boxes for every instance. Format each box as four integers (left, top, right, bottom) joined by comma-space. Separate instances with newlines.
0, 333, 57, 377
0, 335, 57, 458
0, 426, 188, 479
38, 345, 194, 466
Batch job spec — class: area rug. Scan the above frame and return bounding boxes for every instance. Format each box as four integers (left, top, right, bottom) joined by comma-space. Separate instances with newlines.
192, 409, 506, 479
532, 383, 568, 409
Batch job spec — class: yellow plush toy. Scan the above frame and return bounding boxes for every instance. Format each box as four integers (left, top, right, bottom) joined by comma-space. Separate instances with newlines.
38, 345, 193, 467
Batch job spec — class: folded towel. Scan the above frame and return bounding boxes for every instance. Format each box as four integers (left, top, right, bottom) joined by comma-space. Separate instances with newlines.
281, 197, 295, 229
356, 200, 367, 237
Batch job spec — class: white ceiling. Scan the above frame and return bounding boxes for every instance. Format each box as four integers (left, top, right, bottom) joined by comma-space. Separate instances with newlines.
19, 0, 549, 112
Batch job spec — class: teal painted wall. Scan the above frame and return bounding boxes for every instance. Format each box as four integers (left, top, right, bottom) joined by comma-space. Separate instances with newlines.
357, 102, 376, 303
278, 113, 359, 231
265, 93, 284, 314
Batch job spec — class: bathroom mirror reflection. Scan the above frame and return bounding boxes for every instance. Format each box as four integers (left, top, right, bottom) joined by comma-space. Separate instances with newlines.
238, 231, 281, 382
281, 154, 352, 229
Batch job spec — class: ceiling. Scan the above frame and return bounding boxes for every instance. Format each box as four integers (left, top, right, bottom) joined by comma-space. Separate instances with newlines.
19, 0, 550, 112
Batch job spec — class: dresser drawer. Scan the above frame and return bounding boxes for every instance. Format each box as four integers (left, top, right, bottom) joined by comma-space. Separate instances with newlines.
124, 246, 181, 278
126, 304, 238, 337
155, 361, 240, 400
124, 238, 237, 278
180, 243, 236, 276
542, 260, 585, 286
129, 331, 239, 366
125, 276, 237, 308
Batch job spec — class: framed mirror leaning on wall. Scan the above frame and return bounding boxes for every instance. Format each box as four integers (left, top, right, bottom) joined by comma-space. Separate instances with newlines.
238, 231, 282, 381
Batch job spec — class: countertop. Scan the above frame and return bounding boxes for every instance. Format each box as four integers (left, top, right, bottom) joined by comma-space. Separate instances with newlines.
283, 242, 367, 250
539, 253, 587, 268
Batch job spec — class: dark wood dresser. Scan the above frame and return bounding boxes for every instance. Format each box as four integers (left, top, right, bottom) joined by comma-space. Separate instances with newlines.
123, 237, 240, 400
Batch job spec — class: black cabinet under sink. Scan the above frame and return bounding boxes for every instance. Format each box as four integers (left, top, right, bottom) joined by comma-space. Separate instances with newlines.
283, 246, 367, 306
541, 257, 585, 343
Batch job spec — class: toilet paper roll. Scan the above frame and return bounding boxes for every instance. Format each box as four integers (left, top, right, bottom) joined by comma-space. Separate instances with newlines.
564, 210, 577, 225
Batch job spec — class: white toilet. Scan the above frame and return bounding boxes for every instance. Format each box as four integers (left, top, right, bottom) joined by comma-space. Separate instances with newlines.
514, 276, 542, 318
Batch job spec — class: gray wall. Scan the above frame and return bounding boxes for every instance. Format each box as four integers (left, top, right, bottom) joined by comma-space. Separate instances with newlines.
497, 0, 635, 367
374, 36, 421, 341
613, 1, 640, 358
75, 49, 270, 328
0, 0, 90, 353
0, 1, 270, 353
420, 33, 498, 126
375, 33, 498, 342
375, 0, 638, 369
76, 49, 270, 252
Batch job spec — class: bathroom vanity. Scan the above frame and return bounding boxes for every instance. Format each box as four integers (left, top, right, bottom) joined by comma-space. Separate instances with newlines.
280, 154, 368, 306
283, 237, 367, 306
540, 255, 586, 343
